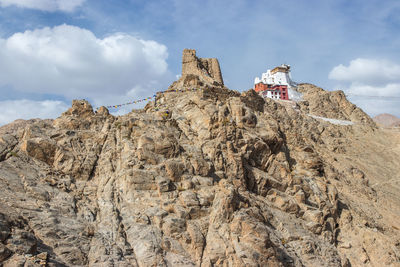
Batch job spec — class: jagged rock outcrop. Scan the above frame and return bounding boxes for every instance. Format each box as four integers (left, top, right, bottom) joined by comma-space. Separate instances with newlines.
0, 51, 399, 266
296, 83, 376, 127
169, 49, 224, 90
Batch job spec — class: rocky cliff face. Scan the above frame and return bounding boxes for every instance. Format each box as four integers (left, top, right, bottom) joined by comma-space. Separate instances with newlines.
0, 53, 400, 267
296, 83, 376, 127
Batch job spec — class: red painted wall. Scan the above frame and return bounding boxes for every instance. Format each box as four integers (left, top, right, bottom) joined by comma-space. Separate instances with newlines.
254, 83, 289, 100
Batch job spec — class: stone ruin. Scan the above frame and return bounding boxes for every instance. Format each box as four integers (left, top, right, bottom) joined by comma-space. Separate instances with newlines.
168, 49, 224, 90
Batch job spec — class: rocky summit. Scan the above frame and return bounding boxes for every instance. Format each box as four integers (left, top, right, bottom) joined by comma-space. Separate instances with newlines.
0, 50, 400, 267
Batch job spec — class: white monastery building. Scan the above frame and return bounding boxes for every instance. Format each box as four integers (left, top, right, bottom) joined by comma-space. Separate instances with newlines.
254, 64, 301, 101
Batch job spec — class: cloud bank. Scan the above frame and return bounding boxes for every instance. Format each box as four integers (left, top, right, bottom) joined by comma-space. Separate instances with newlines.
0, 99, 69, 125
329, 58, 400, 117
329, 58, 400, 86
0, 24, 171, 125
0, 0, 85, 12
0, 24, 170, 101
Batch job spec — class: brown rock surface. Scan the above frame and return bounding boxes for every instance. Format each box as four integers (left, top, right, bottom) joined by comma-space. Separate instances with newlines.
0, 52, 399, 266
169, 49, 225, 90
297, 83, 376, 127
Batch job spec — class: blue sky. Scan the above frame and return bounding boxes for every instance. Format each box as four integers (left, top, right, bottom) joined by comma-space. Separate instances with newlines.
0, 0, 399, 125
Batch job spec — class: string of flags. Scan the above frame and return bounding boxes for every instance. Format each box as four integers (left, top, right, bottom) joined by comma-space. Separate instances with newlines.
99, 88, 199, 110
104, 95, 156, 109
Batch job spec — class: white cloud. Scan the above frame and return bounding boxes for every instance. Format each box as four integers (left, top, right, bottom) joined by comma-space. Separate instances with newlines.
329, 58, 400, 117
329, 58, 400, 85
329, 58, 400, 97
0, 0, 85, 12
0, 24, 171, 107
346, 82, 400, 97
0, 99, 69, 125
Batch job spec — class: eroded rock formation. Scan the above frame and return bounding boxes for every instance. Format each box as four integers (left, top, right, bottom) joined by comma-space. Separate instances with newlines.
0, 51, 399, 267
169, 49, 224, 90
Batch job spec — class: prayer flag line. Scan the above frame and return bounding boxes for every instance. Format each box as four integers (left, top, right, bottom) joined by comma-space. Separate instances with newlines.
96, 88, 199, 110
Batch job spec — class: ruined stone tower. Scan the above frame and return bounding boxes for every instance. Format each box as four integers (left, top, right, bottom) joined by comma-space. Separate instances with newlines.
182, 49, 224, 85
169, 49, 224, 90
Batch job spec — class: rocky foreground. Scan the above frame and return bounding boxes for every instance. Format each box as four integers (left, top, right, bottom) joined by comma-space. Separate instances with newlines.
0, 82, 399, 266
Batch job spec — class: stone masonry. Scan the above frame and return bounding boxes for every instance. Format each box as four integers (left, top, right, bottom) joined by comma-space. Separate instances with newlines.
169, 49, 224, 90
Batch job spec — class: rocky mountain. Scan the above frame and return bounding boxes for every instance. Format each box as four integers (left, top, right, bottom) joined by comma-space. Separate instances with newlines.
373, 113, 400, 128
0, 50, 399, 266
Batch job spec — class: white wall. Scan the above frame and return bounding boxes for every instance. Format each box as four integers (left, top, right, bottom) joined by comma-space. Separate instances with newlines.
255, 66, 302, 101
256, 69, 293, 88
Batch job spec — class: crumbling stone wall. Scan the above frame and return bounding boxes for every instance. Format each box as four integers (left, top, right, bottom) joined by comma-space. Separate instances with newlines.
170, 49, 224, 90
199, 58, 223, 85
182, 48, 224, 85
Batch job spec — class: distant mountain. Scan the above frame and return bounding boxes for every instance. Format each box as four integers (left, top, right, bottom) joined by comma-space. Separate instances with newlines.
373, 113, 400, 127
